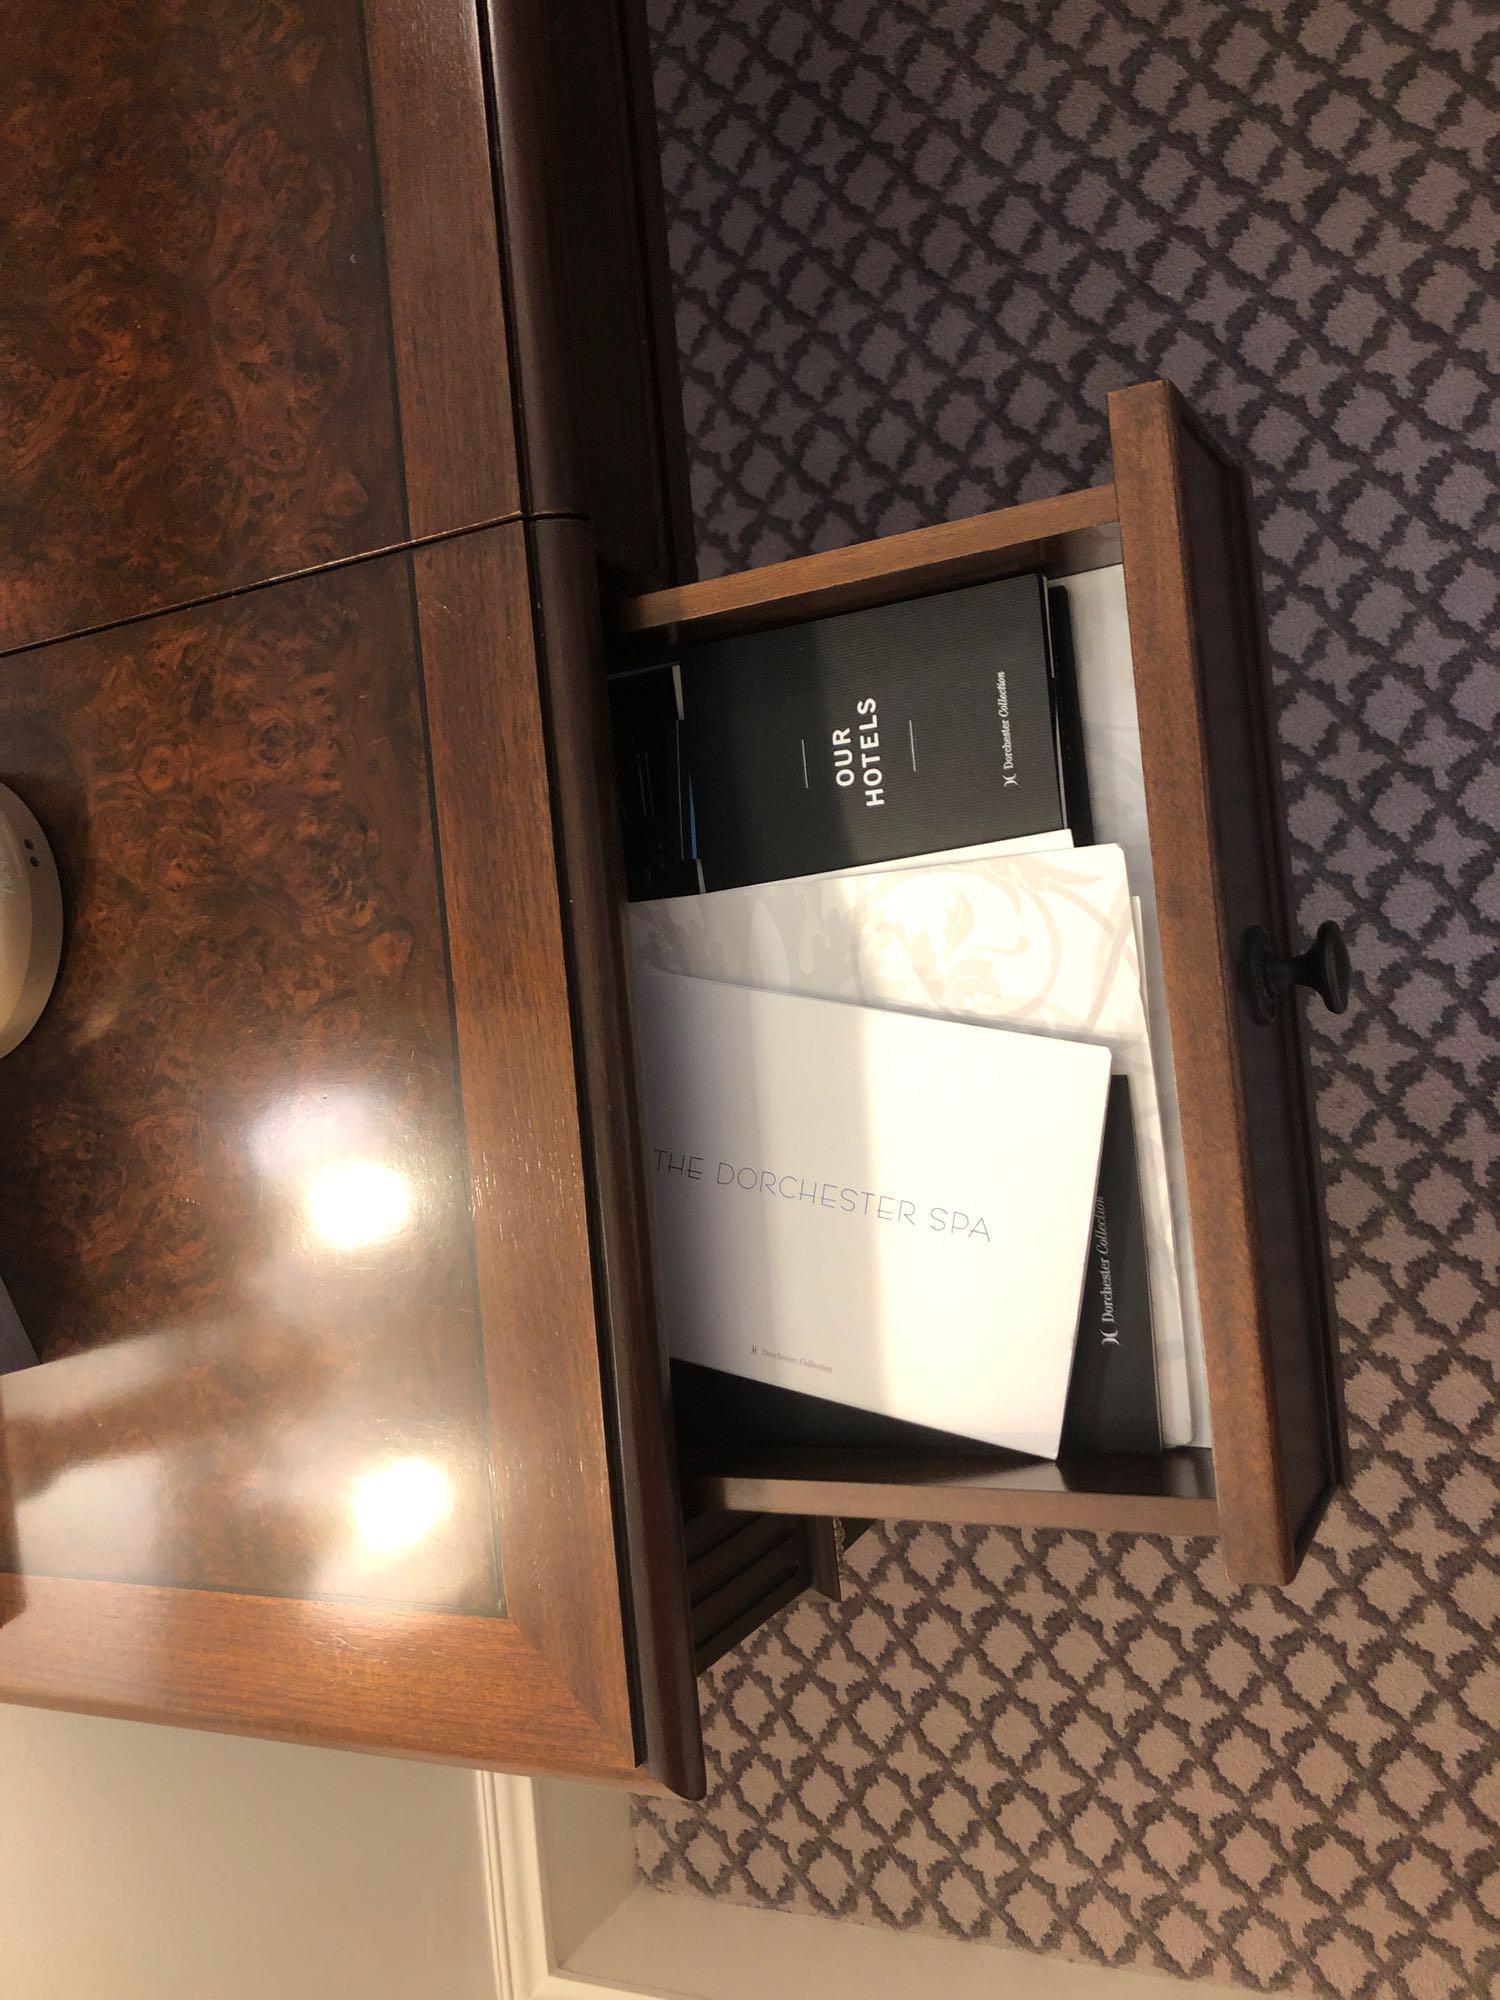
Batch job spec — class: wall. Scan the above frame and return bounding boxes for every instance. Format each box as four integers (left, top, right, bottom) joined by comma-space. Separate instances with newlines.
0, 1706, 497, 2000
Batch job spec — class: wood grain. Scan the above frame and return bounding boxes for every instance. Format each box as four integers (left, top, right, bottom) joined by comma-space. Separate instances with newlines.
362, 0, 520, 536
684, 1450, 1219, 1536
1130, 387, 1346, 1558
521, 519, 703, 1793
0, 0, 716, 1787
481, 0, 696, 585
1109, 380, 1342, 1584
411, 526, 632, 1751
616, 487, 1121, 642
0, 1572, 638, 1782
0, 528, 662, 1787
0, 0, 530, 655
1111, 384, 1284, 1579
0, 557, 497, 1610
0, 0, 404, 651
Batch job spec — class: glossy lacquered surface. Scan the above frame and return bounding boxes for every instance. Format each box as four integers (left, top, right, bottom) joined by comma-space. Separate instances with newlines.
0, 0, 519, 654
0, 0, 710, 1794
0, 522, 689, 1795
0, 553, 498, 1611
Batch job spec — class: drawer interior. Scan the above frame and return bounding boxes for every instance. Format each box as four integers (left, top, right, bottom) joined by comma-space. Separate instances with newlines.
612, 493, 1219, 1539
594, 382, 1344, 1584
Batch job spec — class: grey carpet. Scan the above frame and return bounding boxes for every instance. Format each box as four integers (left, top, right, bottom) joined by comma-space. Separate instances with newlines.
632, 2, 1500, 1995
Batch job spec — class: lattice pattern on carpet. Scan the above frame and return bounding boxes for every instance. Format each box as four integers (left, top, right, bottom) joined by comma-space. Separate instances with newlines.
632, 2, 1500, 1995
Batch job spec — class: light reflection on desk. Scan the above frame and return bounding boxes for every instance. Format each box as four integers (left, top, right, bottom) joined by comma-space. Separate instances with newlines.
0, 561, 509, 1617
305, 1158, 414, 1253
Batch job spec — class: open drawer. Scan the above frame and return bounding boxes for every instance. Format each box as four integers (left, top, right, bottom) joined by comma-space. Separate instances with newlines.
595, 380, 1348, 1591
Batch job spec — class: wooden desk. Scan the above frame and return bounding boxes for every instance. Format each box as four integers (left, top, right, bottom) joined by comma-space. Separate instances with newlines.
0, 0, 717, 1795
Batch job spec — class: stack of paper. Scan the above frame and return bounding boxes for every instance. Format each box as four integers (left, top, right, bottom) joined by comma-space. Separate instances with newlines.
635, 967, 1111, 1456
633, 843, 1195, 1449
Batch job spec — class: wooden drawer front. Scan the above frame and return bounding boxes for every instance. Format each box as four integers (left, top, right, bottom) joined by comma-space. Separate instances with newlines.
1113, 383, 1345, 1581
609, 379, 1345, 1587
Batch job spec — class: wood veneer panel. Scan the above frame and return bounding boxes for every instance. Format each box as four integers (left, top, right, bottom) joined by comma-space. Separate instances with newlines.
522, 517, 703, 1795
412, 525, 632, 1749
362, 0, 521, 538
0, 1573, 647, 1783
1115, 384, 1344, 1563
0, 526, 658, 1786
1109, 380, 1342, 1584
0, 557, 497, 1611
0, 0, 523, 655
617, 487, 1121, 642
686, 1450, 1218, 1536
0, 0, 402, 651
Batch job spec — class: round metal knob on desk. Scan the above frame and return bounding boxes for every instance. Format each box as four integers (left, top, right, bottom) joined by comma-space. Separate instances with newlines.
1244, 920, 1351, 1024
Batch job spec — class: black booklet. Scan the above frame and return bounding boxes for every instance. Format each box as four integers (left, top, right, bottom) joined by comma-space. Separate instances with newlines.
682, 574, 1072, 890
612, 573, 1087, 897
1061, 1076, 1161, 1456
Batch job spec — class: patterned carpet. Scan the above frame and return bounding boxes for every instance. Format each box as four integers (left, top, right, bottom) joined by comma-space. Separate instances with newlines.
630, 2, 1500, 1995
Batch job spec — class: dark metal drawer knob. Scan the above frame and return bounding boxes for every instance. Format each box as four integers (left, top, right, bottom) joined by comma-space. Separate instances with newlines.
1244, 920, 1350, 1024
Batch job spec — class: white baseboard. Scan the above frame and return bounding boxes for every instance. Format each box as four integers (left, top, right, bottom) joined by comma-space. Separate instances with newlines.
476, 1771, 1250, 2000
477, 1772, 660, 2000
